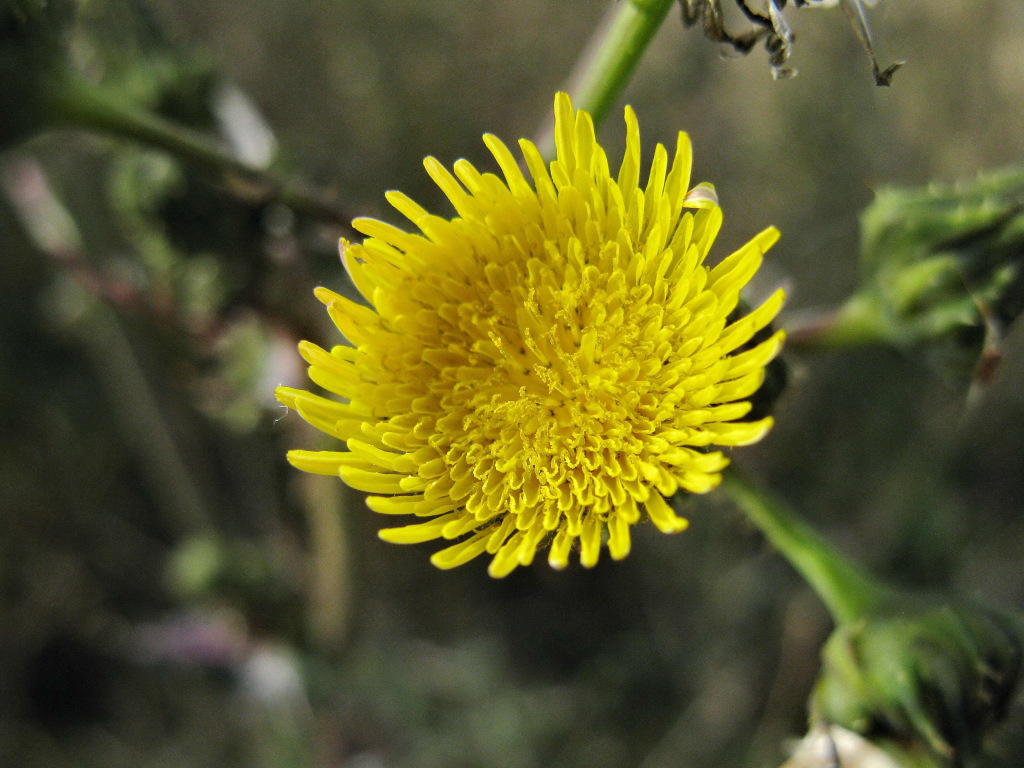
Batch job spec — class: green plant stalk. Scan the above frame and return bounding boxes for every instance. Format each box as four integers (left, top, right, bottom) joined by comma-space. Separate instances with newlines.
44, 76, 353, 229
538, 0, 676, 156
571, 0, 676, 129
723, 467, 890, 626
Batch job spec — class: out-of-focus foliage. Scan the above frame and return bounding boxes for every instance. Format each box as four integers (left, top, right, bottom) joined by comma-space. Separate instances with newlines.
0, 0, 76, 145
1, 1, 1023, 767
840, 167, 1024, 382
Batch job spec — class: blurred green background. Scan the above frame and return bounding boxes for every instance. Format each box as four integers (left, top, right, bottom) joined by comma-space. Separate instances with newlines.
1, 1, 1023, 766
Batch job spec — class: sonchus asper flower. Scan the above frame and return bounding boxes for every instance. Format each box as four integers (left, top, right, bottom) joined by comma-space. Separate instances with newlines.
277, 93, 785, 577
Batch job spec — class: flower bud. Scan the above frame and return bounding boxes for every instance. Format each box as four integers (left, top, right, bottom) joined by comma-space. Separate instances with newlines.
844, 167, 1024, 381
810, 598, 1024, 764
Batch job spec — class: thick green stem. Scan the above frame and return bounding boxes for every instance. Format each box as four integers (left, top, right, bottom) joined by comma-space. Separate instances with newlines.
46, 77, 353, 229
538, 0, 676, 155
723, 467, 889, 626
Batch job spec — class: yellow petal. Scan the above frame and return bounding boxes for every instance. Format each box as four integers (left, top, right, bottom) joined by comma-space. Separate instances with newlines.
645, 493, 690, 534
338, 467, 410, 494
430, 530, 491, 569
379, 512, 463, 544
607, 514, 632, 560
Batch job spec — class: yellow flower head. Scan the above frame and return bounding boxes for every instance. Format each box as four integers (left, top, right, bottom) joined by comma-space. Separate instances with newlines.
277, 93, 785, 577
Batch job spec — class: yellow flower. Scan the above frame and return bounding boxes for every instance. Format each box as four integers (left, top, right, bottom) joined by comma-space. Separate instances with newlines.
277, 93, 785, 577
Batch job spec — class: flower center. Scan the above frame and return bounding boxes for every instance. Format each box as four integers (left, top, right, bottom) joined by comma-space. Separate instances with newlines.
434, 251, 673, 532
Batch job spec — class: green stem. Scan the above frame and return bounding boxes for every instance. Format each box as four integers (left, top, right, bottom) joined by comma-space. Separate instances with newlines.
572, 0, 676, 128
538, 0, 676, 155
722, 467, 889, 625
46, 77, 354, 229
785, 294, 892, 353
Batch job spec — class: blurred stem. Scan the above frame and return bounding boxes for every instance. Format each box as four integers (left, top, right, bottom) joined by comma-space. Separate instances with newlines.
785, 294, 891, 352
47, 76, 354, 230
723, 467, 890, 626
300, 466, 352, 652
72, 289, 215, 536
538, 0, 675, 155
2, 155, 213, 536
